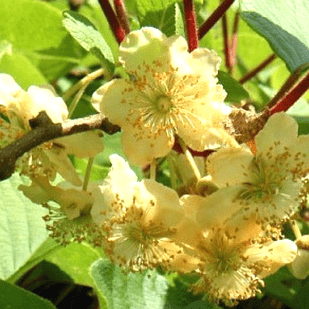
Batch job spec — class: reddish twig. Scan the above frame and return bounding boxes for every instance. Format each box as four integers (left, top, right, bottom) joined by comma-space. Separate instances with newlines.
239, 53, 277, 84
270, 70, 309, 115
114, 0, 130, 35
268, 64, 308, 108
198, 0, 235, 40
221, 11, 231, 73
183, 0, 198, 52
98, 0, 126, 43
229, 9, 240, 71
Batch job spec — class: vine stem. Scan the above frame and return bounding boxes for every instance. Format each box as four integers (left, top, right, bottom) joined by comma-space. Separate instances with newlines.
68, 83, 88, 118
229, 8, 240, 72
221, 10, 231, 73
270, 70, 309, 114
198, 0, 235, 39
268, 64, 309, 109
150, 160, 156, 180
98, 0, 126, 43
178, 138, 201, 181
239, 54, 276, 84
63, 68, 105, 101
83, 157, 94, 191
290, 220, 302, 240
114, 0, 130, 34
183, 0, 198, 52
166, 155, 177, 189
0, 112, 120, 181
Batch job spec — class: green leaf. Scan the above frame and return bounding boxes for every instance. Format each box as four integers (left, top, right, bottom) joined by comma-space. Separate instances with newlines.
0, 280, 57, 309
218, 71, 249, 103
73, 157, 109, 181
6, 238, 61, 284
46, 243, 108, 309
0, 174, 48, 280
46, 242, 103, 287
287, 99, 309, 135
131, 0, 180, 36
0, 0, 66, 51
90, 259, 169, 309
174, 3, 185, 37
24, 34, 88, 82
0, 51, 47, 89
62, 11, 115, 74
241, 0, 309, 72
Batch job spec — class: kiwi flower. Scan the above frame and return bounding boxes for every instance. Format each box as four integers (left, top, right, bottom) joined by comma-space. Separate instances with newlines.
0, 74, 103, 186
206, 112, 309, 226
92, 27, 236, 166
90, 154, 185, 271
172, 193, 297, 305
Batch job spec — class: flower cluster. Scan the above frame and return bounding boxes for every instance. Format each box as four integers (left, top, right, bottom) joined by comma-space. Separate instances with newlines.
88, 28, 307, 305
2, 27, 309, 306
0, 73, 103, 218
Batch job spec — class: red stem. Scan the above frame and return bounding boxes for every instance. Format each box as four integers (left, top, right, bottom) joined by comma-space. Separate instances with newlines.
270, 71, 309, 114
98, 0, 126, 43
198, 0, 235, 40
239, 53, 276, 84
114, 0, 130, 35
229, 9, 240, 71
183, 0, 198, 52
222, 12, 231, 72
268, 64, 307, 108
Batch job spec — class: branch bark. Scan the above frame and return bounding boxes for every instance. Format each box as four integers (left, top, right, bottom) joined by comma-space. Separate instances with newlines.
0, 112, 120, 181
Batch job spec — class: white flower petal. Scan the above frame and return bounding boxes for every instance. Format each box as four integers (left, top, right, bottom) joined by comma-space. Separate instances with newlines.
255, 113, 298, 158
195, 186, 244, 230
0, 74, 22, 106
44, 148, 82, 186
27, 85, 68, 123
120, 27, 170, 74
121, 127, 173, 165
189, 48, 221, 78
138, 179, 184, 228
91, 79, 135, 124
55, 131, 104, 158
207, 147, 254, 187
245, 239, 297, 278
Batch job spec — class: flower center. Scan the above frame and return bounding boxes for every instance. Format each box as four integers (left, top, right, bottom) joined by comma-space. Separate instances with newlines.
199, 233, 242, 277
156, 95, 173, 113
239, 157, 285, 202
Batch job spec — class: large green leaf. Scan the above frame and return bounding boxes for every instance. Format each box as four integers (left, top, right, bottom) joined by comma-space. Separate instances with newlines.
0, 280, 57, 309
218, 71, 249, 103
90, 259, 169, 309
6, 238, 61, 284
63, 11, 115, 74
241, 0, 309, 72
129, 0, 180, 36
0, 174, 48, 280
0, 50, 47, 89
46, 242, 107, 309
24, 34, 88, 82
0, 0, 66, 51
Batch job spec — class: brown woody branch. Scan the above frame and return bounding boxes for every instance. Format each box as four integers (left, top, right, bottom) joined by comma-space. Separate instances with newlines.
0, 112, 120, 181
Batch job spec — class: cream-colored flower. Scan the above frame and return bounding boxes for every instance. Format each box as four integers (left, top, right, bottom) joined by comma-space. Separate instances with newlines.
289, 235, 309, 279
92, 27, 236, 166
192, 234, 297, 306
207, 113, 309, 226
0, 74, 103, 185
91, 154, 185, 271
173, 193, 297, 305
19, 176, 94, 220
